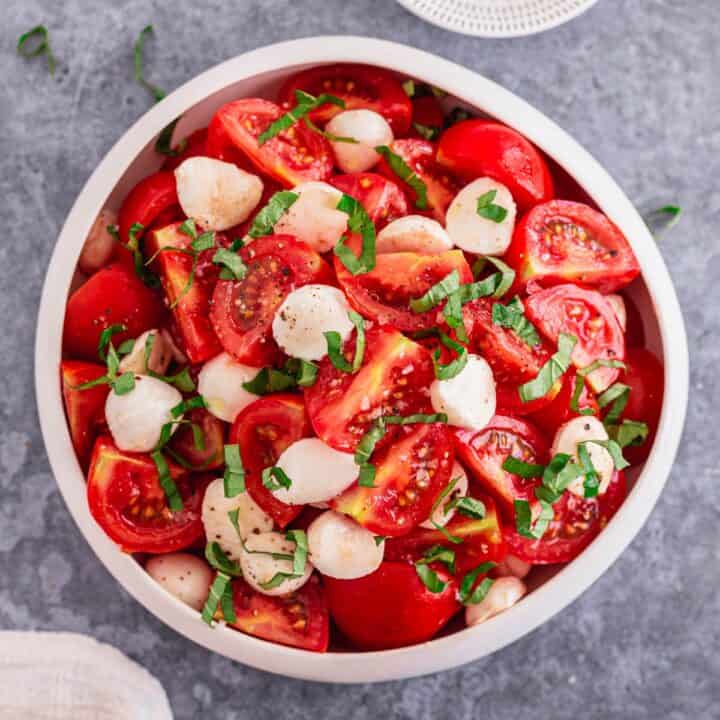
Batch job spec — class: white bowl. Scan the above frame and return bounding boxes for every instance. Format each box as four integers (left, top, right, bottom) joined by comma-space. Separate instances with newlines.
35, 37, 688, 683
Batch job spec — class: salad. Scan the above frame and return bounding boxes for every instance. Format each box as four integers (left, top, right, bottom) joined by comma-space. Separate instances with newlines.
60, 63, 663, 653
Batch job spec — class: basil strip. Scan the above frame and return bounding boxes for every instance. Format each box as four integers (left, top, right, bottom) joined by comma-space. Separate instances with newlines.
458, 562, 496, 605
262, 466, 292, 491
17, 25, 56, 74
578, 442, 599, 498
597, 382, 630, 425
325, 311, 366, 373
519, 332, 577, 403
201, 572, 231, 625
213, 248, 247, 281
453, 496, 487, 519
247, 191, 299, 238
155, 116, 187, 157
514, 498, 554, 540
223, 444, 246, 497
432, 332, 468, 381
358, 463, 377, 488
491, 296, 541, 347
375, 145, 428, 210
333, 194, 377, 275
416, 544, 456, 575
242, 359, 318, 395
502, 456, 545, 479
303, 116, 358, 144
584, 439, 630, 470
476, 189, 508, 223
127, 222, 159, 288
410, 270, 461, 313
112, 372, 136, 396
205, 542, 241, 577
415, 564, 448, 594
569, 359, 626, 414
607, 419, 649, 448
151, 450, 183, 511
354, 423, 388, 467
97, 324, 127, 363
413, 122, 440, 141
133, 25, 165, 103
285, 529, 308, 576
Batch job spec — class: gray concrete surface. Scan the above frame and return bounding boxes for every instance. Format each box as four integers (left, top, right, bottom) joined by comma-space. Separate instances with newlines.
1, 0, 718, 717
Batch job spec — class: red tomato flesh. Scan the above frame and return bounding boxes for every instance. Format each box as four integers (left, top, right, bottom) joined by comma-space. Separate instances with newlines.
329, 173, 408, 230
118, 171, 179, 245
168, 408, 225, 470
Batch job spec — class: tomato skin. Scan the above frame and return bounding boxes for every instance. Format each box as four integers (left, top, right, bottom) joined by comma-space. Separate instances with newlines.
211, 99, 333, 187
61, 361, 109, 466
278, 63, 412, 135
324, 561, 460, 650
525, 284, 625, 392
335, 244, 472, 332
229, 575, 329, 652
168, 408, 225, 470
329, 173, 408, 229
63, 263, 166, 362
229, 394, 312, 528
304, 325, 435, 452
210, 234, 332, 365
529, 372, 600, 435
118, 171, 179, 245
506, 201, 640, 293
436, 120, 554, 211
87, 436, 205, 554
376, 139, 460, 223
161, 128, 209, 171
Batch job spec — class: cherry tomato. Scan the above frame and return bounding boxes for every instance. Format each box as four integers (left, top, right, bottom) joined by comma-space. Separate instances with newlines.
410, 95, 445, 138
506, 201, 640, 293
376, 139, 460, 223
278, 64, 412, 135
61, 361, 109, 466
205, 112, 258, 170
63, 263, 166, 361
87, 436, 206, 553
436, 120, 554, 211
304, 326, 435, 452
228, 575, 329, 652
324, 561, 459, 650
117, 171, 179, 245
168, 408, 225, 470
329, 172, 408, 229
161, 128, 209, 171
210, 234, 332, 365
335, 242, 472, 332
529, 372, 600, 435
332, 422, 454, 537
209, 99, 333, 187
229, 394, 312, 528
525, 284, 625, 392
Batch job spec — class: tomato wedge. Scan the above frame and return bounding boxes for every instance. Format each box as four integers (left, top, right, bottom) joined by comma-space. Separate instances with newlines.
229, 394, 312, 528
161, 128, 208, 171
228, 575, 329, 652
63, 263, 166, 361
210, 234, 332, 365
332, 423, 454, 537
376, 139, 460, 223
209, 99, 333, 187
118, 171, 180, 245
436, 120, 554, 211
168, 408, 225, 470
324, 561, 459, 650
304, 325, 435, 452
87, 436, 205, 554
61, 361, 109, 465
525, 284, 625, 392
335, 241, 472, 332
506, 200, 640, 292
278, 64, 412, 135
329, 173, 408, 229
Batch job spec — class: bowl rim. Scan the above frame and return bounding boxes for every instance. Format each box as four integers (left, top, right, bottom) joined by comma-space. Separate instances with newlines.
35, 36, 688, 683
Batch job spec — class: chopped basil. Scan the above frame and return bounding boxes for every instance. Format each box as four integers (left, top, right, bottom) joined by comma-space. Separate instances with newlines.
375, 145, 428, 210
243, 359, 318, 395
127, 222, 160, 288
354, 422, 388, 467
518, 332, 577, 403
162, 367, 196, 393
607, 419, 649, 448
458, 562, 496, 605
584, 438, 630, 470
514, 498, 554, 540
569, 359, 626, 414
248, 191, 299, 238
133, 25, 165, 103
155, 116, 187, 157
409, 270, 461, 313
117, 339, 135, 356
170, 395, 206, 419
97, 324, 126, 363
205, 542, 241, 577
17, 25, 56, 74
357, 463, 377, 488
415, 564, 447, 593
223, 444, 245, 497
112, 372, 136, 395
374, 535, 386, 546
219, 580, 237, 623
262, 466, 292, 491
259, 572, 295, 591
412, 122, 440, 141
597, 382, 631, 425
451, 496, 487, 520
333, 194, 377, 275
402, 79, 416, 97
476, 189, 508, 223
303, 116, 358, 143
384, 413, 448, 425
213, 247, 247, 281
416, 544, 456, 575
578, 442, 599, 498
432, 332, 468, 380
644, 204, 682, 238
201, 572, 234, 625
150, 450, 183, 511
325, 311, 366, 373
285, 529, 308, 576
502, 456, 545, 479
491, 296, 541, 347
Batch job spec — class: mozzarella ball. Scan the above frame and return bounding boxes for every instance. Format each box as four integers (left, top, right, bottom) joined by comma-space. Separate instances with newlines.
272, 438, 358, 505
272, 284, 354, 361
606, 293, 627, 332
420, 461, 469, 529
494, 554, 532, 580
430, 354, 496, 431
307, 511, 384, 579
79, 208, 118, 274
446, 178, 517, 255
376, 215, 453, 255
175, 156, 263, 231
326, 109, 394, 173
145, 553, 213, 611
197, 352, 260, 423
119, 329, 173, 376
551, 416, 615, 497
465, 577, 527, 627
202, 478, 273, 562
105, 375, 182, 452
273, 182, 347, 253
240, 531, 313, 597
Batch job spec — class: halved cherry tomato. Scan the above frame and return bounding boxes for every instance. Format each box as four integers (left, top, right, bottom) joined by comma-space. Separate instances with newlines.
63, 263, 166, 361
278, 64, 412, 135
228, 574, 329, 652
210, 234, 332, 365
304, 325, 435, 452
147, 222, 223, 364
329, 172, 408, 229
87, 436, 205, 553
464, 297, 560, 415
335, 241, 472, 332
324, 561, 459, 650
385, 490, 507, 572
503, 471, 627, 564
205, 112, 257, 170
168, 408, 225, 470
331, 423, 453, 536
410, 95, 445, 138
229, 394, 312, 528
376, 139, 460, 223
525, 284, 625, 392
506, 201, 640, 292
161, 128, 209, 171
61, 361, 109, 465
118, 171, 179, 245
209, 99, 333, 187
529, 371, 599, 435
436, 120, 554, 211
456, 415, 550, 515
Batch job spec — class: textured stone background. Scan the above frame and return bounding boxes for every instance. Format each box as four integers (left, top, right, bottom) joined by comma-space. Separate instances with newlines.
2, 0, 718, 717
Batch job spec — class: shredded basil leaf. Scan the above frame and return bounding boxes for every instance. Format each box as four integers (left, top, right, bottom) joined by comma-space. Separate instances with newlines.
584, 439, 630, 470
205, 542, 241, 577
155, 115, 187, 157
333, 194, 377, 275
243, 359, 319, 395
451, 496, 487, 520
213, 247, 247, 281
413, 122, 440, 141
491, 296, 541, 347
597, 382, 631, 425
223, 445, 245, 497
578, 442, 599, 498
476, 189, 508, 223
358, 463, 377, 488
354, 423, 388, 467
112, 372, 136, 396
502, 456, 545, 479
374, 535, 386, 546
247, 191, 299, 238
519, 333, 577, 403
415, 563, 448, 593
607, 419, 649, 448
150, 450, 183, 511
569, 359, 626, 414
201, 572, 232, 625
97, 324, 126, 363
410, 270, 461, 313
325, 311, 366, 373
375, 145, 428, 210
262, 466, 292, 491
416, 544, 456, 575
644, 204, 682, 238
17, 25, 56, 74
458, 562, 496, 605
432, 332, 468, 380
133, 25, 165, 103
303, 115, 358, 143
285, 529, 308, 576
514, 498, 554, 539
